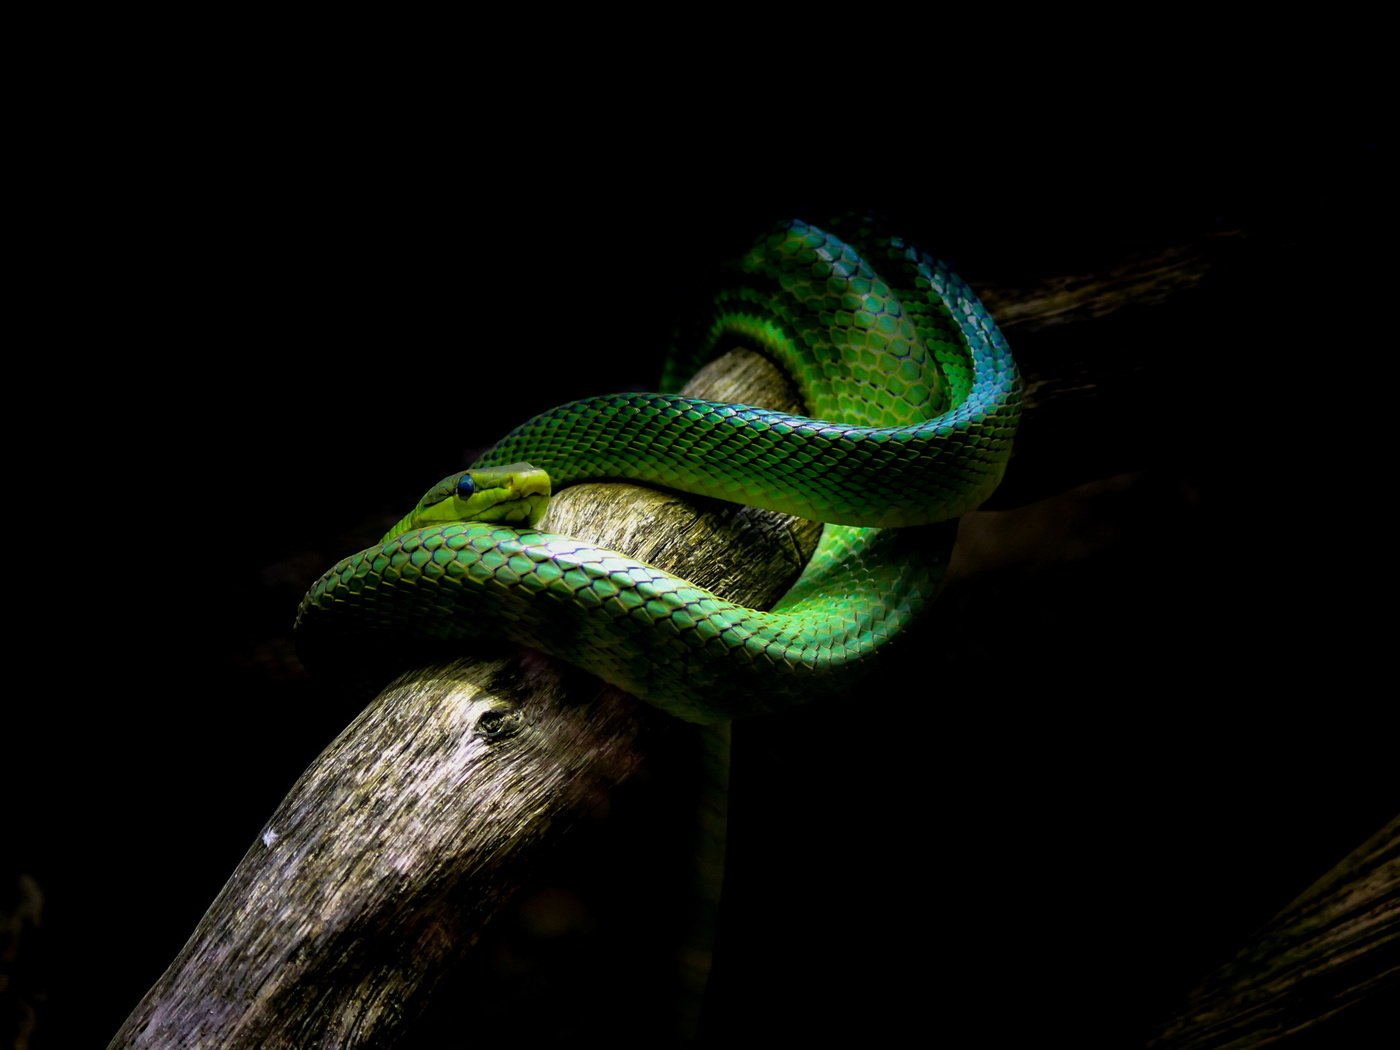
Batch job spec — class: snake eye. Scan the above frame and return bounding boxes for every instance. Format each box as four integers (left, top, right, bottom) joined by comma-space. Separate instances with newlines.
457, 473, 476, 500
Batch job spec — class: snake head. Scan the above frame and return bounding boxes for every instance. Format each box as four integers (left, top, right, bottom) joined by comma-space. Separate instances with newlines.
380, 462, 552, 543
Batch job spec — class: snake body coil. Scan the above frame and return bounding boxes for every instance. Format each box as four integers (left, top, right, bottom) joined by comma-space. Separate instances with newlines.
297, 219, 1020, 723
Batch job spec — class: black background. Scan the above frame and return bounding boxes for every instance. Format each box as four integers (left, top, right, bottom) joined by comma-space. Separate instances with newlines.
5, 66, 1394, 1047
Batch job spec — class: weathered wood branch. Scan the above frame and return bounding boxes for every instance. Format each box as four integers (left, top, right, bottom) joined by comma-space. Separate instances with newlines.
110, 348, 818, 1048
111, 227, 1390, 1048
1148, 814, 1399, 1048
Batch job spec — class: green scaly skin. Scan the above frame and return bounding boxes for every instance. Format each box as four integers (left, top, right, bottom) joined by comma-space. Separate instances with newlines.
297, 218, 1021, 724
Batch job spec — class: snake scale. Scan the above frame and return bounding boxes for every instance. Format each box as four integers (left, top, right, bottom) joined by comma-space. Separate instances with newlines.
296, 218, 1021, 723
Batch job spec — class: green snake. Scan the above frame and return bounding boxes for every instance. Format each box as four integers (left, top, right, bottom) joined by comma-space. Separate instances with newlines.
296, 218, 1020, 723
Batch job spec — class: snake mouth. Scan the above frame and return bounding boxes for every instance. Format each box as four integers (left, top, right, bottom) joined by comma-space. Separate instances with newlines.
488, 465, 551, 527
489, 463, 550, 502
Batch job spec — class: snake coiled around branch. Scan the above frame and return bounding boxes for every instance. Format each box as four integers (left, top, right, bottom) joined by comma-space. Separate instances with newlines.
296, 218, 1020, 723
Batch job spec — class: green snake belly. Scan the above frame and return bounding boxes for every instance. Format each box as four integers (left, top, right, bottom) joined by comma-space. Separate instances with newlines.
296, 218, 1021, 723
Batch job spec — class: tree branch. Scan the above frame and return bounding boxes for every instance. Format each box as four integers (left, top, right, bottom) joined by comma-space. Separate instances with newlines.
1149, 815, 1399, 1048
111, 348, 817, 1048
